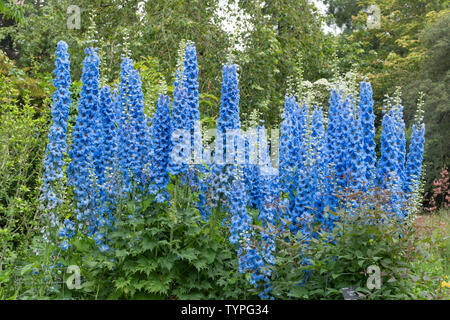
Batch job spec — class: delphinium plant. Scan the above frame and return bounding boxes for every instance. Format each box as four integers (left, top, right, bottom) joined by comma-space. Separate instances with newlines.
40, 40, 72, 243
66, 47, 101, 238
34, 39, 429, 300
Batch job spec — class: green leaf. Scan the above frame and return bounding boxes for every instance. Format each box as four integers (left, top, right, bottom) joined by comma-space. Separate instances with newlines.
115, 249, 128, 258
158, 258, 174, 272
114, 277, 131, 293
142, 237, 158, 252
141, 275, 172, 295
289, 285, 308, 298
178, 247, 199, 262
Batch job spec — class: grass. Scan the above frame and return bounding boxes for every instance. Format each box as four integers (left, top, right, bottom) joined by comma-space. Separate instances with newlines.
410, 209, 449, 299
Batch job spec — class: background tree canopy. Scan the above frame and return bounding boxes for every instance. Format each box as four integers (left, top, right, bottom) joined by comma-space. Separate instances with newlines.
0, 0, 449, 199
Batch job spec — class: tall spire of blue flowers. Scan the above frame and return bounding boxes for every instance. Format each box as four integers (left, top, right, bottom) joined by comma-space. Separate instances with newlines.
383, 98, 407, 216
215, 61, 241, 166
97, 85, 117, 196
217, 63, 240, 135
377, 105, 404, 215
325, 88, 342, 172
67, 47, 100, 235
169, 70, 190, 175
97, 86, 115, 185
229, 163, 273, 299
208, 62, 241, 208
334, 97, 354, 189
291, 109, 319, 233
170, 43, 203, 185
40, 40, 71, 233
324, 91, 349, 212
183, 42, 201, 135
149, 94, 172, 202
326, 91, 365, 211
279, 95, 305, 194
348, 112, 367, 193
127, 67, 148, 182
392, 104, 407, 189
115, 57, 132, 179
228, 172, 252, 245
404, 104, 425, 203
358, 81, 377, 183
377, 109, 399, 186
115, 57, 138, 194
92, 86, 117, 252
309, 106, 329, 225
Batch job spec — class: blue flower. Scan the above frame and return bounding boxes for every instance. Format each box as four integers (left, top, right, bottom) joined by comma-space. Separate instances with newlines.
228, 175, 251, 244
217, 63, 240, 134
169, 72, 190, 175
358, 82, 377, 183
404, 122, 425, 200
183, 43, 201, 147
149, 94, 172, 196
208, 62, 242, 209
279, 95, 308, 201
377, 104, 407, 216
67, 47, 100, 236
60, 240, 70, 250
41, 40, 71, 230
97, 85, 117, 187
99, 244, 110, 253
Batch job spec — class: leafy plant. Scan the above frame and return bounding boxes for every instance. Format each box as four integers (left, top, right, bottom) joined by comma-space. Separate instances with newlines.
0, 76, 49, 285
64, 183, 255, 300
268, 187, 449, 300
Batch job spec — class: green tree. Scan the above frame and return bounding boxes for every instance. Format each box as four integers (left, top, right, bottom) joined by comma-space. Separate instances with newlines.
344, 0, 447, 105
1, 0, 230, 97
0, 0, 24, 23
402, 11, 450, 196
323, 0, 360, 31
236, 0, 336, 127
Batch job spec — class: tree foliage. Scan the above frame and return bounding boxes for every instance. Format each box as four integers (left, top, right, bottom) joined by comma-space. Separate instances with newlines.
236, 0, 336, 127
402, 11, 450, 196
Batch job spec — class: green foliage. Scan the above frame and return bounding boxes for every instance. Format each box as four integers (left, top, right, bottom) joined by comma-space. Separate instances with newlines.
0, 50, 51, 103
323, 0, 361, 31
329, 1, 449, 195
345, 0, 446, 104
0, 0, 24, 23
237, 0, 336, 127
0, 75, 49, 282
268, 189, 450, 300
61, 183, 254, 300
402, 11, 450, 197
2, 0, 230, 95
0, 0, 340, 129
409, 211, 450, 299
134, 56, 167, 116
0, 0, 448, 301
0, 238, 67, 300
